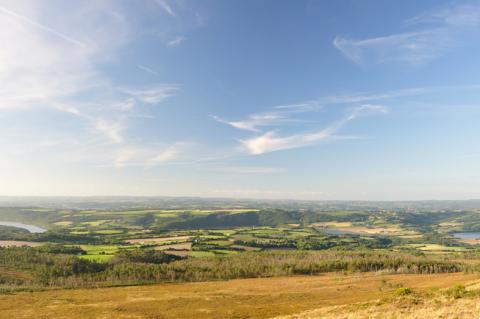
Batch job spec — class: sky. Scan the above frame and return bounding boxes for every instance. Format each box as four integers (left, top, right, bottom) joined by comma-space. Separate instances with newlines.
1, 0, 480, 200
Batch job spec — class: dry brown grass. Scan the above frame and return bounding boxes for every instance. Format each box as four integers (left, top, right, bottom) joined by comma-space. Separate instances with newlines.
124, 236, 191, 244
397, 235, 423, 239
53, 221, 73, 226
310, 222, 353, 227
0, 267, 32, 281
162, 250, 191, 257
335, 226, 406, 235
0, 241, 43, 247
458, 239, 480, 245
0, 272, 477, 319
276, 298, 480, 319
311, 223, 418, 237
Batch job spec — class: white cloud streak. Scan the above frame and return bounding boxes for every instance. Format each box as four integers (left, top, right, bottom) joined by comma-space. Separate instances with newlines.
0, 4, 87, 47
155, 0, 176, 17
154, 0, 204, 48
93, 120, 125, 144
334, 30, 452, 65
241, 105, 387, 155
138, 65, 159, 76
0, 1, 180, 161
334, 2, 480, 66
147, 143, 185, 165
0, 1, 126, 112
212, 92, 396, 155
166, 36, 186, 48
212, 101, 322, 132
213, 93, 392, 155
112, 143, 188, 168
211, 113, 293, 132
122, 85, 179, 104
208, 166, 285, 174
321, 87, 429, 104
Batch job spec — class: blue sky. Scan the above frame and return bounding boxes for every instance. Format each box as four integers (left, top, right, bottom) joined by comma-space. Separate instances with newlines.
1, 0, 480, 200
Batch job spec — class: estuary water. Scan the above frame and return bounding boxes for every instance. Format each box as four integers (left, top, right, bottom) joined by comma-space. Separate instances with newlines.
452, 232, 480, 240
0, 221, 46, 233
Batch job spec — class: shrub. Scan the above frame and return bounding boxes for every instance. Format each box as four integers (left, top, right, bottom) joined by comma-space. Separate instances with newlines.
394, 287, 412, 296
445, 284, 466, 299
113, 249, 183, 264
39, 244, 86, 255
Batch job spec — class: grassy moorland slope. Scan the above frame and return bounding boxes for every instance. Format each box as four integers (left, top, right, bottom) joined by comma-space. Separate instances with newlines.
0, 273, 477, 319
280, 298, 480, 319
278, 281, 480, 319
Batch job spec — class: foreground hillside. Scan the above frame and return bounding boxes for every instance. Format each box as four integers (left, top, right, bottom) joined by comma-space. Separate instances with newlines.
278, 282, 480, 319
279, 297, 480, 319
0, 272, 477, 319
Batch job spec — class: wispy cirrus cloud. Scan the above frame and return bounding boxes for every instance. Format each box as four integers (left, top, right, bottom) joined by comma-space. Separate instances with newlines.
155, 0, 176, 17
321, 87, 429, 104
213, 87, 418, 136
0, 1, 183, 163
213, 91, 392, 155
211, 113, 294, 132
333, 30, 451, 65
0, 4, 87, 47
212, 101, 321, 132
122, 85, 179, 104
241, 104, 387, 155
112, 142, 189, 168
93, 119, 125, 144
147, 143, 186, 165
0, 2, 123, 109
166, 36, 186, 48
47, 82, 178, 145
334, 2, 480, 66
207, 166, 285, 174
0, 2, 128, 146
154, 0, 204, 48
138, 65, 159, 76
405, 2, 480, 28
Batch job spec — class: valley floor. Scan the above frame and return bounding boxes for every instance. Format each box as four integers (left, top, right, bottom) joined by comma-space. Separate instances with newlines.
0, 272, 478, 319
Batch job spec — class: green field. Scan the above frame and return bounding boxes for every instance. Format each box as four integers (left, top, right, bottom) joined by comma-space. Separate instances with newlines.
2, 202, 480, 258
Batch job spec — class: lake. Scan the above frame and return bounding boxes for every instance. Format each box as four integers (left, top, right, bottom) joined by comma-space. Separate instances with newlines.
0, 221, 46, 233
452, 232, 480, 240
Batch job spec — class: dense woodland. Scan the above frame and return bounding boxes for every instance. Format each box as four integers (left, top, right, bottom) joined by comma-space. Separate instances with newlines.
0, 246, 476, 292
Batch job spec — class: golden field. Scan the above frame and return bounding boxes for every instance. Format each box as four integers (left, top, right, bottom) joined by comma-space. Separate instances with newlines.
0, 272, 478, 319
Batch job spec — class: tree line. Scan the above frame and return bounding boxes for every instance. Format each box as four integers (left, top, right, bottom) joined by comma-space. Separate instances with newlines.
0, 247, 475, 292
